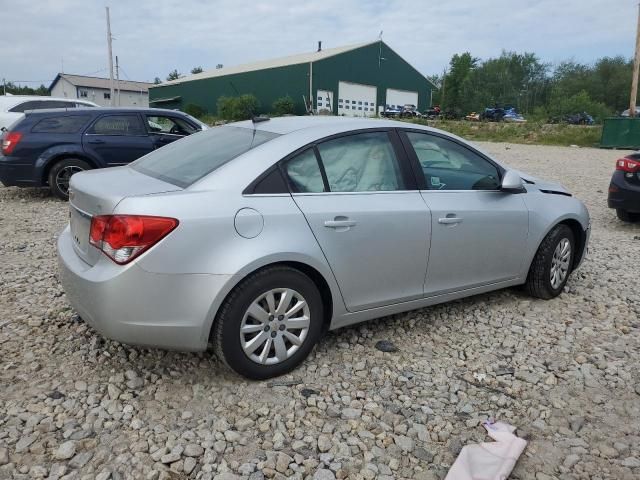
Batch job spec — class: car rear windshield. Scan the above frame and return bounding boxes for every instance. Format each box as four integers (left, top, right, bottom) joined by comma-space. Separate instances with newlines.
32, 115, 91, 134
131, 125, 280, 187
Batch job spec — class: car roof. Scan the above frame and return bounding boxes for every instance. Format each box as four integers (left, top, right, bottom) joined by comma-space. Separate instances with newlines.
0, 95, 96, 110
22, 106, 188, 116
231, 115, 423, 135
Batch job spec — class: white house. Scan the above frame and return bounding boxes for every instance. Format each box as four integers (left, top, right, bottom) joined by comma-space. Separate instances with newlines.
49, 73, 152, 107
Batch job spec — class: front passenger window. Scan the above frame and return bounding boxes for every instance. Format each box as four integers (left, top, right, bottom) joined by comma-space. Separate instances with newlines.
404, 132, 500, 190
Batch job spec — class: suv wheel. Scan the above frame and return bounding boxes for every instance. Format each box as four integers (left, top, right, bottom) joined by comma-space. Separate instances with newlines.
48, 158, 91, 200
213, 266, 323, 379
616, 209, 640, 222
525, 224, 575, 299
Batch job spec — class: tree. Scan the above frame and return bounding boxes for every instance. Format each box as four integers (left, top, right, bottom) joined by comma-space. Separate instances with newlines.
271, 96, 295, 116
166, 69, 181, 81
153, 77, 162, 85
191, 66, 204, 74
0, 80, 49, 96
441, 53, 478, 114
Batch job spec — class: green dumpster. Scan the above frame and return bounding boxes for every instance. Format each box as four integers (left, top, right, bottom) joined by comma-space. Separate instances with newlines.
601, 117, 640, 149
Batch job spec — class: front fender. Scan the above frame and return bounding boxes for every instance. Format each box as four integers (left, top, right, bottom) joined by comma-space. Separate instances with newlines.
522, 192, 590, 275
35, 145, 102, 183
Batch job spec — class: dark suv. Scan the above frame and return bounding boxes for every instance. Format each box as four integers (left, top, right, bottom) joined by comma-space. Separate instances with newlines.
0, 107, 207, 199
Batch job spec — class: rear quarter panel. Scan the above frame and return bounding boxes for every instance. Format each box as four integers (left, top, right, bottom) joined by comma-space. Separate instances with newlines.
114, 189, 346, 337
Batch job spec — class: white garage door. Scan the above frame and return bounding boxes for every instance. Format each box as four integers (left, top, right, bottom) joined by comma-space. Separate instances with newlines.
386, 88, 419, 110
338, 82, 377, 117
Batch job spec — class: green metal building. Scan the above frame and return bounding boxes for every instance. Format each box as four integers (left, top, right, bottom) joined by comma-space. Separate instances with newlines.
149, 41, 435, 117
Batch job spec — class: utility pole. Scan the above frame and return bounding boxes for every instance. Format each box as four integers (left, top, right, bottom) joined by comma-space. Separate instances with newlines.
440, 67, 447, 111
106, 6, 115, 107
115, 55, 121, 106
2, 78, 5, 96
630, 2, 640, 117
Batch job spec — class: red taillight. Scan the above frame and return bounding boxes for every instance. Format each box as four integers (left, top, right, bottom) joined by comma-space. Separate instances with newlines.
89, 215, 178, 264
616, 157, 640, 173
1, 132, 23, 155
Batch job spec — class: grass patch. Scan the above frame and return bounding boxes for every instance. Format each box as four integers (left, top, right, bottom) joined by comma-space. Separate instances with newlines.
405, 119, 602, 147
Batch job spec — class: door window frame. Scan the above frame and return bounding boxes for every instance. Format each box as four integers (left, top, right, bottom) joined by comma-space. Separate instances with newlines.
84, 113, 148, 137
397, 128, 505, 192
279, 128, 418, 195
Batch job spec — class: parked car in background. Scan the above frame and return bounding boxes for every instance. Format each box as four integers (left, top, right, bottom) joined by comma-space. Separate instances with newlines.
0, 95, 98, 131
608, 153, 640, 222
621, 107, 640, 117
565, 112, 594, 125
0, 107, 207, 199
502, 107, 526, 123
57, 116, 590, 379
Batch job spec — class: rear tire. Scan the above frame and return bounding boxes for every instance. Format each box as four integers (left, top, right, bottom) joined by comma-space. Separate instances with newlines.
525, 224, 575, 299
213, 266, 323, 380
616, 209, 640, 222
48, 158, 91, 200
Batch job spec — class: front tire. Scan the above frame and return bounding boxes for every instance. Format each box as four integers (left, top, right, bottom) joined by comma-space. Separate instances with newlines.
525, 224, 575, 299
48, 158, 91, 200
213, 266, 323, 379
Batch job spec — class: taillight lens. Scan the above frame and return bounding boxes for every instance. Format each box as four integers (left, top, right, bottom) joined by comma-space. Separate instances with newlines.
89, 215, 178, 264
616, 157, 640, 173
1, 132, 23, 155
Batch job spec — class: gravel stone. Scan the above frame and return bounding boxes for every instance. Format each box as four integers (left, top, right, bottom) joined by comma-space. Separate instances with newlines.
1, 143, 639, 479
54, 441, 76, 460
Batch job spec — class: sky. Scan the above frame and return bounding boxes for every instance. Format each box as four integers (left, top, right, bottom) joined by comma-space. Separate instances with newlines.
0, 0, 637, 87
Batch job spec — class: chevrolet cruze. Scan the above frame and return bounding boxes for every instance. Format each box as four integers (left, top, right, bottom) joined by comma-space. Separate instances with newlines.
57, 116, 590, 379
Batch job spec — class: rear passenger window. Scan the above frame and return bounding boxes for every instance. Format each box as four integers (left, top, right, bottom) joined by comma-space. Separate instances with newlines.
9, 101, 44, 113
316, 132, 405, 192
88, 115, 145, 135
32, 116, 90, 134
285, 149, 325, 193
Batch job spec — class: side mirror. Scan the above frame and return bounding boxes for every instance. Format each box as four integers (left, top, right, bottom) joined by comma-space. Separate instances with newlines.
501, 170, 526, 194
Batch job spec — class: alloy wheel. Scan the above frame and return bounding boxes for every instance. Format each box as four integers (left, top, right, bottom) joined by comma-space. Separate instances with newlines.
550, 238, 571, 289
240, 288, 310, 365
55, 166, 84, 196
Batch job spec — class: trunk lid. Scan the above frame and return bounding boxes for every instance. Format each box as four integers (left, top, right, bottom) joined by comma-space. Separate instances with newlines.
68, 166, 181, 266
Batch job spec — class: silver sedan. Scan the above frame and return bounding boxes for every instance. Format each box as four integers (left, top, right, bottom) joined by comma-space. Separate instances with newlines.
58, 117, 590, 379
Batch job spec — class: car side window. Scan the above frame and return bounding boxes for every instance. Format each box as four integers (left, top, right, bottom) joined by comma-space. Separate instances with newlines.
316, 132, 405, 192
32, 115, 91, 134
404, 132, 500, 190
146, 115, 197, 136
285, 149, 325, 193
88, 115, 145, 136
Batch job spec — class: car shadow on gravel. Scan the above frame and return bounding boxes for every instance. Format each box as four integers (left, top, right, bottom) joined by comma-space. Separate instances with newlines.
0, 186, 57, 203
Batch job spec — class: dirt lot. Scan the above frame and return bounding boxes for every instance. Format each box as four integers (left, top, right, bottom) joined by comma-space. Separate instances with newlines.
0, 142, 639, 480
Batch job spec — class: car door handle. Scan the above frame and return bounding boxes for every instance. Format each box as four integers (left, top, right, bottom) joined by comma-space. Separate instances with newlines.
87, 139, 105, 144
438, 216, 463, 224
324, 219, 357, 228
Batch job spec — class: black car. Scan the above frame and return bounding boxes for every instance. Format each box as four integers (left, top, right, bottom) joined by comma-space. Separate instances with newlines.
0, 107, 207, 199
608, 153, 640, 222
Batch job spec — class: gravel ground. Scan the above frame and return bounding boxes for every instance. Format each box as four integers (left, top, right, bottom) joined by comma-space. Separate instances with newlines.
0, 142, 639, 480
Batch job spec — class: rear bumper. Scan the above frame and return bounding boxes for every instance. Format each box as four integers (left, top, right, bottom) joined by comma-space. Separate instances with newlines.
57, 226, 235, 351
608, 171, 640, 213
0, 154, 40, 187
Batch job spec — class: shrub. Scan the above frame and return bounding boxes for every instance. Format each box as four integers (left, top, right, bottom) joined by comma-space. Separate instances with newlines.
183, 103, 206, 119
217, 94, 260, 121
272, 96, 295, 116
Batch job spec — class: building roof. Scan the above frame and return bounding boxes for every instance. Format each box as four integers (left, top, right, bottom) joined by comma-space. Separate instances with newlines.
154, 41, 378, 87
49, 73, 153, 93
